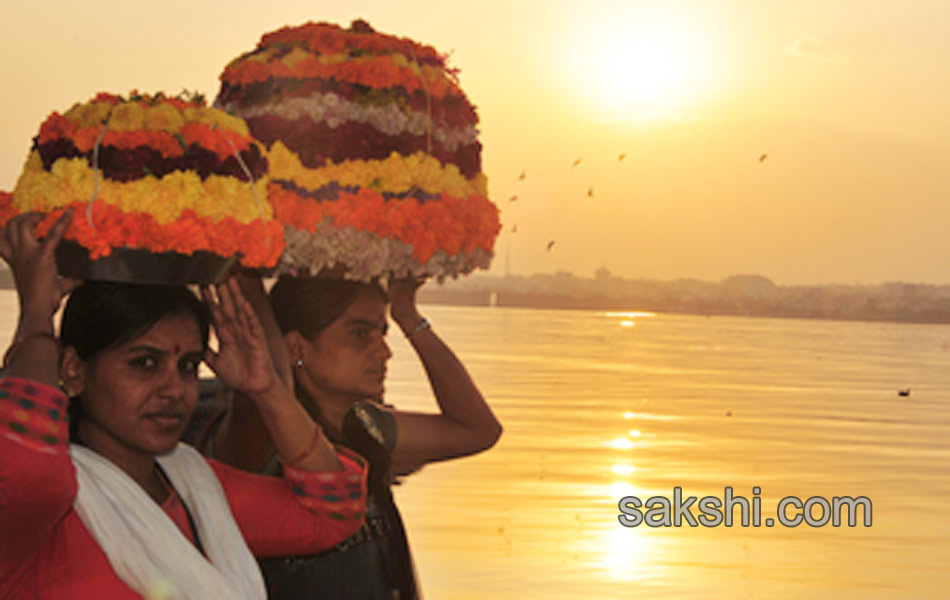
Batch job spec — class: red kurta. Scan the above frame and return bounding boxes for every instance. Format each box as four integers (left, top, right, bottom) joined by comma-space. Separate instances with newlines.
0, 376, 367, 598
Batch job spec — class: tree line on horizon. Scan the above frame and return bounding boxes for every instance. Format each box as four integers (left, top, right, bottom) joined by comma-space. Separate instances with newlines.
419, 270, 950, 324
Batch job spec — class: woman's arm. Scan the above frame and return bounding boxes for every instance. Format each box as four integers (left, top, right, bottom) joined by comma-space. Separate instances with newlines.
0, 378, 76, 574
208, 450, 366, 558
202, 278, 342, 472
204, 274, 291, 472
201, 281, 368, 555
0, 211, 75, 384
0, 212, 78, 572
387, 278, 502, 470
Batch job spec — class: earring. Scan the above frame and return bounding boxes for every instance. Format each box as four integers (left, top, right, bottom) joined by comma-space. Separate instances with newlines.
294, 358, 304, 368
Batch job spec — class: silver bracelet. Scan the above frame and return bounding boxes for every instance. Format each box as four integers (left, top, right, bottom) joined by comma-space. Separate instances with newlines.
406, 318, 431, 338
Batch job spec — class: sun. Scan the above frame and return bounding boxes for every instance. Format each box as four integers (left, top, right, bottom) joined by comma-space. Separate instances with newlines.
563, 7, 717, 121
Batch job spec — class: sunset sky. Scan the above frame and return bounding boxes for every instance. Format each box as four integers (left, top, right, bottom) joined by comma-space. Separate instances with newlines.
3, 0, 949, 285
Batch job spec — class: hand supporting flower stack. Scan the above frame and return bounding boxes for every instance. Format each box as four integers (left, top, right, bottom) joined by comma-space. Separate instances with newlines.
1, 92, 286, 283
215, 20, 501, 280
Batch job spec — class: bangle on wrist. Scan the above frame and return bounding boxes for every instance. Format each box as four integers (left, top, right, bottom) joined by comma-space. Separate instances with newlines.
405, 318, 431, 339
2, 331, 58, 369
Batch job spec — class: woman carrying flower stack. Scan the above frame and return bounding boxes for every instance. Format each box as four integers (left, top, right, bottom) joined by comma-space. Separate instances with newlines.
202, 275, 502, 600
0, 211, 366, 599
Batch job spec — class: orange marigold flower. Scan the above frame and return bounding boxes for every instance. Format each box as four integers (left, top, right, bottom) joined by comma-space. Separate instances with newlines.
178, 122, 251, 159
0, 191, 17, 227
73, 125, 106, 153
37, 114, 78, 145
28, 201, 284, 267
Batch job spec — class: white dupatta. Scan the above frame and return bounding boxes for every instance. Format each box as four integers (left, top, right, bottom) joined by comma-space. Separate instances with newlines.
70, 443, 266, 600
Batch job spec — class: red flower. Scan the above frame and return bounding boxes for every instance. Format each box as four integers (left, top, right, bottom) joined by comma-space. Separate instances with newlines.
37, 114, 79, 146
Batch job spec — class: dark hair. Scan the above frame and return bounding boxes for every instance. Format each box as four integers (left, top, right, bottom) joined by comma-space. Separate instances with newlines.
61, 282, 211, 360
268, 277, 387, 339
61, 282, 211, 442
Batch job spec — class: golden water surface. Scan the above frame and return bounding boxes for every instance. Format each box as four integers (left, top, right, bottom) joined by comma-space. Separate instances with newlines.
386, 305, 950, 599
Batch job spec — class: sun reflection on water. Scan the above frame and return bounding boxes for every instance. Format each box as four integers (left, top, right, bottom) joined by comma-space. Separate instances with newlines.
601, 521, 662, 582
597, 481, 667, 582
610, 436, 635, 450
623, 411, 678, 422
610, 463, 636, 475
603, 311, 657, 319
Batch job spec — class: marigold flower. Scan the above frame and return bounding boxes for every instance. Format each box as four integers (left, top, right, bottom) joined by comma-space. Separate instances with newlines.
145, 103, 186, 131
10, 92, 282, 269
217, 21, 499, 278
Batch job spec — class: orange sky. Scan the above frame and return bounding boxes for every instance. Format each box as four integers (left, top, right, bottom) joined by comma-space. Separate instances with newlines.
3, 0, 949, 285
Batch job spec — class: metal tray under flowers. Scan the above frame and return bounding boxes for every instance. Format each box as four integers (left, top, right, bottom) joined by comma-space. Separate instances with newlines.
56, 240, 237, 285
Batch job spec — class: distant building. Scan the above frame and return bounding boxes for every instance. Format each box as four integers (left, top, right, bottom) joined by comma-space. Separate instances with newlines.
721, 274, 777, 298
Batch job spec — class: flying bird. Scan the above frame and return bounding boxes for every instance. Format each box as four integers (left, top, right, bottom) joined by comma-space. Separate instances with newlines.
517, 170, 526, 181
546, 240, 556, 251
758, 153, 768, 163
571, 158, 582, 167
587, 187, 594, 197
618, 153, 626, 162
508, 195, 518, 202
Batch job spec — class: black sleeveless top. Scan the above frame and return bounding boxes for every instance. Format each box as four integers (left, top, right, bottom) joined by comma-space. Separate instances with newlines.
258, 400, 419, 600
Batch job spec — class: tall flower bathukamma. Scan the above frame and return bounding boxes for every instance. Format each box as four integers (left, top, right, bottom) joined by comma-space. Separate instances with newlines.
2, 92, 285, 282
216, 20, 500, 280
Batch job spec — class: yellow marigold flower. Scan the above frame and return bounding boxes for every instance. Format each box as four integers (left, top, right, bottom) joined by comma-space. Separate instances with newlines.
183, 107, 249, 137
391, 53, 410, 68
267, 144, 479, 198
218, 111, 250, 136
331, 160, 367, 188
199, 176, 271, 224
317, 53, 348, 65
17, 157, 269, 225
268, 141, 310, 179
420, 64, 442, 83
57, 157, 95, 200
13, 151, 44, 196
378, 154, 414, 193
281, 46, 311, 69
109, 102, 146, 132
54, 158, 94, 204
145, 103, 185, 132
470, 173, 488, 196
251, 44, 283, 63
64, 101, 113, 127
14, 156, 90, 211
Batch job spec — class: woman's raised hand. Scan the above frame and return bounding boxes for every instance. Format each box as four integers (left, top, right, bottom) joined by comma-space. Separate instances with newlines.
388, 276, 425, 332
204, 277, 342, 471
202, 278, 278, 397
0, 210, 78, 324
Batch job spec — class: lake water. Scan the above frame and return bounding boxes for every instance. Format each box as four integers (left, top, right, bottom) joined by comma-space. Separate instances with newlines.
3, 292, 949, 598
383, 304, 950, 599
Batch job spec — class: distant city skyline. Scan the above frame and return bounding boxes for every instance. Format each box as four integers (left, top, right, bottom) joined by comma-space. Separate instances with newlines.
423, 269, 950, 324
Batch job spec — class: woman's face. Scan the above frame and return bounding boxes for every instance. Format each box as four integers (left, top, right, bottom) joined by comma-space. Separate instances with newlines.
301, 289, 392, 401
71, 314, 204, 462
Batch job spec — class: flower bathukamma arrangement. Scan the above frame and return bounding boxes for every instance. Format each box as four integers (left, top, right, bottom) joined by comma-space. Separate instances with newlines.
215, 20, 501, 280
2, 92, 286, 282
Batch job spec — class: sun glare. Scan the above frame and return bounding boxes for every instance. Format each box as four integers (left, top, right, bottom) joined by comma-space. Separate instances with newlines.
564, 7, 716, 121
